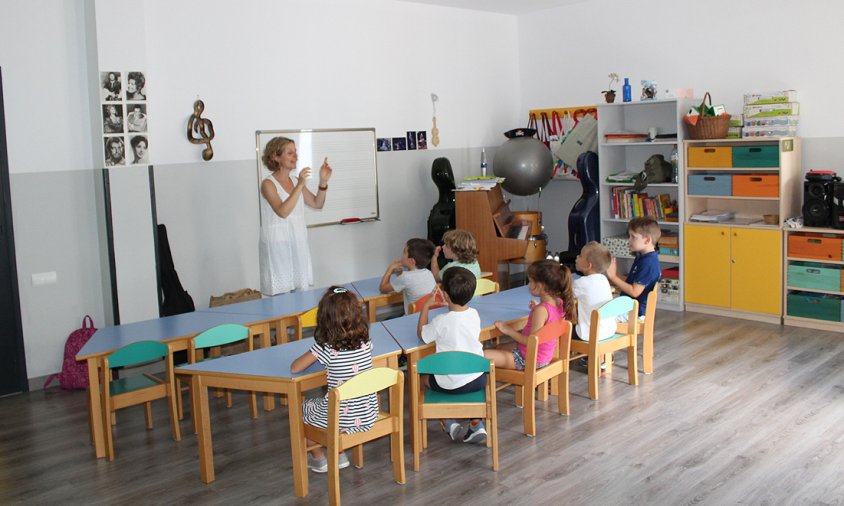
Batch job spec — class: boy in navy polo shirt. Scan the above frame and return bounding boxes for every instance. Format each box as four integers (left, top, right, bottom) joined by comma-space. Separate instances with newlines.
606, 217, 661, 320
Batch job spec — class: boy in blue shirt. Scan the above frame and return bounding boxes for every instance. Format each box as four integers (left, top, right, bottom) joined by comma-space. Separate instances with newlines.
606, 217, 661, 320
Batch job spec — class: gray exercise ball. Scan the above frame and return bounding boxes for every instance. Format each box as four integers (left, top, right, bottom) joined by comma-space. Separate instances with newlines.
493, 136, 554, 196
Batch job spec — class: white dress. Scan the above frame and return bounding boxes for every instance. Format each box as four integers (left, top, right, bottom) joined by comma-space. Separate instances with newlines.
259, 175, 313, 295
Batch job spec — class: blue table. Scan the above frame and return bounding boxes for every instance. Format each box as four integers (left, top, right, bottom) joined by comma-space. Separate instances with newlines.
176, 323, 402, 496
350, 276, 404, 322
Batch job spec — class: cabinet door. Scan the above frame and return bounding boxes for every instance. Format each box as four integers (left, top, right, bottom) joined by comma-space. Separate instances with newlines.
731, 228, 782, 315
684, 224, 730, 307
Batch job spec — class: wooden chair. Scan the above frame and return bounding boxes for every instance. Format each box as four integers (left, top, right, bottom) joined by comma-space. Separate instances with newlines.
303, 368, 405, 506
183, 324, 257, 431
614, 290, 657, 374
474, 278, 500, 297
570, 296, 639, 401
495, 319, 572, 436
294, 306, 319, 340
101, 340, 181, 461
407, 292, 445, 314
411, 351, 498, 471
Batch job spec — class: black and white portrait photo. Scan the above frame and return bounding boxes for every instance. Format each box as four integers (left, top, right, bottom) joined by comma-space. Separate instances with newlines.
102, 104, 124, 134
101, 71, 122, 101
125, 71, 147, 101
129, 135, 149, 165
127, 104, 148, 132
104, 136, 126, 166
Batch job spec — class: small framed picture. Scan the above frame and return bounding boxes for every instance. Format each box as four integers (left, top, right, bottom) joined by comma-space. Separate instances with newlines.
417, 131, 427, 150
126, 104, 148, 133
392, 137, 407, 151
377, 138, 392, 152
125, 71, 147, 101
104, 136, 126, 166
102, 104, 124, 134
128, 134, 149, 165
100, 71, 122, 101
406, 131, 417, 150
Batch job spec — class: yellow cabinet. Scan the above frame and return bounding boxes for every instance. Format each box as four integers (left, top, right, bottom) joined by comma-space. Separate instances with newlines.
684, 224, 781, 315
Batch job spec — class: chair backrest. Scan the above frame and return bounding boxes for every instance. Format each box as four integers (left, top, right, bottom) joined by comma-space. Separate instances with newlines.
298, 306, 319, 329
193, 324, 249, 349
473, 278, 500, 297
525, 319, 572, 369
416, 351, 491, 375
107, 341, 168, 369
333, 367, 402, 401
643, 289, 657, 331
408, 292, 445, 314
591, 296, 638, 339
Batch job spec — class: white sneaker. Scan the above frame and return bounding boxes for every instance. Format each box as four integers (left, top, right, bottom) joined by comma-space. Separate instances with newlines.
447, 422, 466, 442
308, 454, 327, 473
338, 451, 350, 469
463, 426, 487, 444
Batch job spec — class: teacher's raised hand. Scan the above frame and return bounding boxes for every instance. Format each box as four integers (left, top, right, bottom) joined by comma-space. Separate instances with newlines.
319, 157, 333, 184
296, 167, 312, 187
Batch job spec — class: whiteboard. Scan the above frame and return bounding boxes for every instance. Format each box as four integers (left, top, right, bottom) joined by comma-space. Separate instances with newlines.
256, 128, 380, 227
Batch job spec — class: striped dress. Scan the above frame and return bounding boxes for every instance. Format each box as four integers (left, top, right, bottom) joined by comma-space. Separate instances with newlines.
302, 340, 379, 433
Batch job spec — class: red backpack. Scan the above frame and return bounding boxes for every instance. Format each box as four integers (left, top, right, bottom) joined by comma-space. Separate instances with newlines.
44, 315, 97, 390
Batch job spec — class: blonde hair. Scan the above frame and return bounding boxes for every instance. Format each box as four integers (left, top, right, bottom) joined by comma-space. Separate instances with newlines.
628, 217, 662, 244
261, 137, 294, 172
581, 241, 611, 274
442, 229, 478, 263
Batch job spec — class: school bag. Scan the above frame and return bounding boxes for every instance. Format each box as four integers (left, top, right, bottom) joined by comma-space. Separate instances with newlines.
43, 315, 97, 390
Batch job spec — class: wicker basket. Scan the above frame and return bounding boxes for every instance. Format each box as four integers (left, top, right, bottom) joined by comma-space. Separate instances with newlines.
685, 92, 730, 140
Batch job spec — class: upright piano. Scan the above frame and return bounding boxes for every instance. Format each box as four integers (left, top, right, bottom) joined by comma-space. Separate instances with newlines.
455, 184, 529, 285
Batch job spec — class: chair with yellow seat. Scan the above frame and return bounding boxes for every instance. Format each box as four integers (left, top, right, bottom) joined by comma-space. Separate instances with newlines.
570, 296, 639, 401
473, 278, 500, 297
411, 351, 498, 471
495, 318, 572, 436
612, 289, 657, 374
302, 367, 405, 506
101, 340, 181, 461
183, 324, 258, 430
293, 306, 319, 341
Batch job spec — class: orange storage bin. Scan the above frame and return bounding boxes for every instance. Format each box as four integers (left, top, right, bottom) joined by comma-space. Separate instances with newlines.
732, 174, 779, 197
788, 233, 842, 260
687, 146, 732, 168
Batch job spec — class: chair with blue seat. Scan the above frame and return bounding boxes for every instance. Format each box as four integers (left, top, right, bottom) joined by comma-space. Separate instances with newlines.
495, 318, 572, 436
612, 289, 658, 374
185, 324, 258, 430
101, 340, 181, 461
411, 351, 498, 471
569, 296, 639, 401
302, 367, 405, 506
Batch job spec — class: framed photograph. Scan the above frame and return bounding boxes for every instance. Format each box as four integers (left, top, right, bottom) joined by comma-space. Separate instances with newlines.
102, 104, 124, 134
391, 137, 406, 151
104, 136, 126, 166
127, 134, 149, 165
406, 131, 417, 150
126, 103, 148, 132
417, 131, 427, 150
377, 137, 392, 152
125, 71, 147, 101
100, 71, 122, 101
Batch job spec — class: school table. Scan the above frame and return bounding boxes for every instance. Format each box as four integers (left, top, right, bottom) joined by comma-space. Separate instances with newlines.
381, 298, 530, 451
77, 311, 275, 459
175, 323, 403, 497
350, 276, 404, 322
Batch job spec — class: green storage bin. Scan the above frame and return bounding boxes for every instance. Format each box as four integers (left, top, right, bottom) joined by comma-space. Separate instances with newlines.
732, 145, 779, 167
787, 262, 842, 292
787, 292, 841, 322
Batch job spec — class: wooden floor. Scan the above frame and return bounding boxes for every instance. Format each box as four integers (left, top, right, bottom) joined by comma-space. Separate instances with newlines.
3, 310, 844, 505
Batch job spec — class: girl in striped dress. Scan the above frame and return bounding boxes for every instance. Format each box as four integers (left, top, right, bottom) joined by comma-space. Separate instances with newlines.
291, 286, 379, 473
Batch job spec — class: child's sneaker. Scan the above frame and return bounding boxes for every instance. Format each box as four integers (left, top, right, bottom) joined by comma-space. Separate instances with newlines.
441, 420, 466, 442
308, 454, 328, 473
578, 357, 607, 371
338, 451, 350, 469
463, 426, 487, 444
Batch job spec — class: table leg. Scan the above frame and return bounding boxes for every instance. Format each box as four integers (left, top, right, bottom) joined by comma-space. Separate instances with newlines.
368, 300, 378, 323
192, 375, 215, 483
407, 351, 420, 467
259, 329, 276, 412
86, 357, 105, 459
288, 387, 309, 497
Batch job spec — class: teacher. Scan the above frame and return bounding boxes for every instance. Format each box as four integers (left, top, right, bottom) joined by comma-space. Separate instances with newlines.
259, 136, 332, 295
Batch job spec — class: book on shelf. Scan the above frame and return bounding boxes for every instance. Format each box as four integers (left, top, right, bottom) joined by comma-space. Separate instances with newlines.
609, 186, 678, 221
689, 210, 735, 222
455, 176, 505, 191
606, 171, 640, 183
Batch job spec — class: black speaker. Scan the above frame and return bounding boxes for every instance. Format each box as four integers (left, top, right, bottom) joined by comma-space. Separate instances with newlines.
831, 182, 844, 229
803, 181, 833, 227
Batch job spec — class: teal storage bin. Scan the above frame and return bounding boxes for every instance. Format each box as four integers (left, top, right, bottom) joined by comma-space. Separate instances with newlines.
787, 292, 841, 322
732, 145, 779, 167
688, 174, 732, 196
787, 262, 842, 292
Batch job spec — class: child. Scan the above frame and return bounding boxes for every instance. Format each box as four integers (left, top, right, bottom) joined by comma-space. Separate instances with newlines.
379, 238, 437, 314
606, 217, 661, 320
417, 266, 487, 444
290, 286, 379, 473
432, 229, 482, 280
485, 259, 576, 371
572, 241, 616, 341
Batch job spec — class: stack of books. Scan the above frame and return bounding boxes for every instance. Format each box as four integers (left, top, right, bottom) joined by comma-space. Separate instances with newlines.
455, 176, 505, 191
658, 231, 679, 256
742, 90, 799, 138
609, 187, 677, 222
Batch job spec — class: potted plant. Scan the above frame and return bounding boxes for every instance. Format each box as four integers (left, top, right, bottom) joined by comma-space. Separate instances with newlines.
602, 73, 619, 103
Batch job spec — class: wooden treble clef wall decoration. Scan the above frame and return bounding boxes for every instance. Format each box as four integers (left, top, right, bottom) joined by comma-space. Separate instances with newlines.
187, 99, 215, 160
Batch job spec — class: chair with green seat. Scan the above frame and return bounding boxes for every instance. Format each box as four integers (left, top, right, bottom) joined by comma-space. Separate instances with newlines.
100, 340, 181, 461
495, 318, 572, 436
473, 278, 500, 297
569, 296, 639, 401
185, 324, 257, 430
303, 367, 405, 506
411, 351, 498, 471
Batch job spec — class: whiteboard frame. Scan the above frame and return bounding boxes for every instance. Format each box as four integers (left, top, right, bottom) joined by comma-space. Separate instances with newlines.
255, 127, 380, 228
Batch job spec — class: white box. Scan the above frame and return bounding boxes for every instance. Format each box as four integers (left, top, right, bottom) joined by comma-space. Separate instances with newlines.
744, 90, 798, 105
744, 103, 800, 118
742, 125, 798, 138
